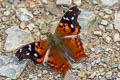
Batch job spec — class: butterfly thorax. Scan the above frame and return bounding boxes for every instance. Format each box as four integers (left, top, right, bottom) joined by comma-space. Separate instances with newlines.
47, 33, 62, 49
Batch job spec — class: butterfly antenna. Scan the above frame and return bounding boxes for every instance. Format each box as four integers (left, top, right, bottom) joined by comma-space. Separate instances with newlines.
43, 48, 51, 66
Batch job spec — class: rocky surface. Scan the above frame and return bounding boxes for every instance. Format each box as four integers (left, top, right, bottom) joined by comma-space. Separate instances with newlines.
0, 56, 27, 79
0, 0, 120, 80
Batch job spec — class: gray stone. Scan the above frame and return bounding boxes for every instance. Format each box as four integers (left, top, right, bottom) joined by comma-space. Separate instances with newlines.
0, 58, 5, 66
104, 8, 113, 14
112, 72, 117, 79
73, 0, 81, 6
42, 70, 48, 74
118, 63, 120, 70
32, 76, 38, 80
4, 11, 11, 16
72, 63, 86, 70
100, 0, 118, 6
91, 48, 95, 52
16, 8, 33, 21
42, 0, 48, 4
0, 56, 27, 79
27, 23, 36, 31
106, 71, 112, 79
95, 58, 101, 64
104, 36, 111, 43
101, 20, 108, 26
37, 73, 42, 77
44, 5, 57, 15
114, 33, 120, 42
114, 11, 120, 32
8, 0, 14, 3
78, 9, 96, 35
99, 68, 104, 73
5, 26, 34, 52
106, 24, 113, 31
92, 0, 98, 5
56, 0, 72, 5
94, 31, 102, 36
99, 25, 105, 32
112, 64, 119, 69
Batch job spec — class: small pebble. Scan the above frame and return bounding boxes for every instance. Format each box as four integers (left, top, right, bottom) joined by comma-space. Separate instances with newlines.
114, 33, 120, 42
104, 8, 113, 14
94, 31, 102, 36
101, 20, 108, 26
104, 36, 112, 43
42, 70, 48, 74
73, 0, 81, 6
20, 22, 26, 29
106, 71, 112, 79
8, 0, 14, 3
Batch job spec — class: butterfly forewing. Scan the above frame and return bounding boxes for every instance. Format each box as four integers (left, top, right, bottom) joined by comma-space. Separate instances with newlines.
55, 7, 81, 37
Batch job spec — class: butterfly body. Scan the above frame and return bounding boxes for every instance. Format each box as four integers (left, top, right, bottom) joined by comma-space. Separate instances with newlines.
16, 7, 89, 76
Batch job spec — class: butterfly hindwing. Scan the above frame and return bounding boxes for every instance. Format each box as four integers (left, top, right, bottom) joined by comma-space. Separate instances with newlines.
47, 47, 70, 76
16, 40, 48, 63
55, 7, 81, 36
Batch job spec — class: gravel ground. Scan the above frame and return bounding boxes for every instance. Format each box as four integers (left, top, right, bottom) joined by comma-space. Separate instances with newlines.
0, 0, 120, 80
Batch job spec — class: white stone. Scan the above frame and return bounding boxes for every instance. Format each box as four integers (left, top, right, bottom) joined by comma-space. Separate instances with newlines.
100, 0, 118, 6
0, 56, 27, 79
5, 26, 33, 52
16, 8, 33, 21
104, 8, 113, 14
56, 0, 72, 5
4, 11, 10, 16
27, 23, 36, 31
114, 33, 120, 42
73, 0, 81, 6
94, 31, 102, 36
101, 20, 108, 26
114, 11, 120, 32
78, 9, 96, 34
105, 36, 111, 43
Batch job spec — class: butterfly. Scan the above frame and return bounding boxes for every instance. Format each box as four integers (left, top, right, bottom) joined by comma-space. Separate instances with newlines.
16, 7, 89, 76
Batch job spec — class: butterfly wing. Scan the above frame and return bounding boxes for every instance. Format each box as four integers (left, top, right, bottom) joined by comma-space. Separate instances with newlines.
55, 7, 89, 61
16, 40, 48, 63
63, 38, 89, 61
55, 7, 81, 37
47, 47, 70, 76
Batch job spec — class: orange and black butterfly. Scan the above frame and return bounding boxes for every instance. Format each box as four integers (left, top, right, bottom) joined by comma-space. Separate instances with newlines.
16, 7, 89, 76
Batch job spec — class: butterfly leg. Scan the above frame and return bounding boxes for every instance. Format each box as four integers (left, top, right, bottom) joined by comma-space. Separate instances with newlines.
43, 48, 51, 66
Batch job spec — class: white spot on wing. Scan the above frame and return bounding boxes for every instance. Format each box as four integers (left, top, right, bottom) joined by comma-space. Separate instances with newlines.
71, 17, 74, 20
19, 49, 22, 53
34, 53, 38, 57
28, 45, 32, 51
68, 9, 72, 12
70, 24, 74, 28
26, 52, 30, 55
63, 17, 69, 21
